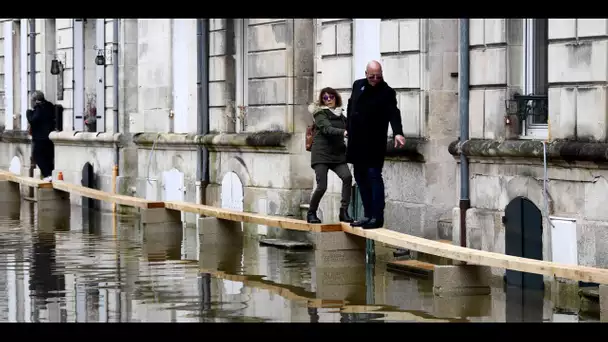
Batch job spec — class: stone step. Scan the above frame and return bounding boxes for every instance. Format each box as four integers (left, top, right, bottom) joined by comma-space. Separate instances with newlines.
386, 259, 436, 279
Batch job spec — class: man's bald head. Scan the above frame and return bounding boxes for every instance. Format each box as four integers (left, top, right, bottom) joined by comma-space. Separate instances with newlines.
365, 60, 383, 86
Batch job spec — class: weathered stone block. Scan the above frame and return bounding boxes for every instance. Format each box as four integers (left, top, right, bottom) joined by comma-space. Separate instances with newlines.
314, 249, 365, 268
310, 232, 365, 251
576, 86, 608, 141
248, 50, 287, 79
209, 56, 227, 82
396, 90, 421, 136
248, 77, 287, 105
380, 20, 399, 53
384, 160, 425, 203
483, 88, 507, 140
484, 19, 506, 44
469, 19, 485, 46
548, 19, 576, 40
312, 265, 366, 301
0, 181, 20, 202
548, 86, 577, 139
140, 208, 181, 225
470, 47, 507, 85
600, 284, 608, 322
142, 221, 183, 261
319, 56, 352, 89
210, 19, 226, 31
548, 40, 608, 83
577, 19, 608, 38
468, 89, 485, 139
382, 54, 420, 89
248, 21, 287, 52
335, 22, 352, 55
400, 19, 421, 52
198, 217, 243, 246
433, 293, 492, 317
433, 265, 491, 296
321, 24, 336, 56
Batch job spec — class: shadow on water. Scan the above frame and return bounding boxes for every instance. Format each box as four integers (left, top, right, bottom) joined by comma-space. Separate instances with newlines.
0, 200, 587, 322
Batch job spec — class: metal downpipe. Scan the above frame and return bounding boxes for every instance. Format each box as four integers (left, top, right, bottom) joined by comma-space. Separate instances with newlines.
113, 19, 120, 167
196, 19, 210, 206
458, 18, 470, 248
28, 19, 36, 193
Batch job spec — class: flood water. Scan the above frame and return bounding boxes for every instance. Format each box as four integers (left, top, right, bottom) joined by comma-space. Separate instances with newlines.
0, 201, 597, 323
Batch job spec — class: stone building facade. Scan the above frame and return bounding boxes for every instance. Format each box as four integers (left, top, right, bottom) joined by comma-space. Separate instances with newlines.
1, 18, 608, 276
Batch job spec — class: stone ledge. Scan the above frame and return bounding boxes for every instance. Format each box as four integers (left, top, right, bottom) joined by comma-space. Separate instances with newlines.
0, 130, 31, 144
49, 131, 123, 148
133, 131, 292, 153
449, 138, 608, 164
385, 136, 426, 162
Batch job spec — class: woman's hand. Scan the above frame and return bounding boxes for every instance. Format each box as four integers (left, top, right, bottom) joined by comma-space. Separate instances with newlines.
343, 130, 348, 137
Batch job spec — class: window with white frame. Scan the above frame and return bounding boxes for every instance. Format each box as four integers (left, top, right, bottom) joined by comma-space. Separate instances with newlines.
521, 18, 549, 138
234, 19, 248, 133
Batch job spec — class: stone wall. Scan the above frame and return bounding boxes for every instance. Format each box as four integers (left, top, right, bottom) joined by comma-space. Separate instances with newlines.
452, 19, 608, 276
313, 19, 459, 239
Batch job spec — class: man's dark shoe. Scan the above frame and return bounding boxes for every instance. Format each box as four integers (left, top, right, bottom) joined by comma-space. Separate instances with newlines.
339, 208, 353, 223
306, 211, 322, 224
362, 217, 384, 229
351, 217, 370, 227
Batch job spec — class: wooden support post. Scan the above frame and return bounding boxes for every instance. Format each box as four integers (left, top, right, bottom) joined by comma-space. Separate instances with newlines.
140, 208, 183, 261
433, 265, 491, 296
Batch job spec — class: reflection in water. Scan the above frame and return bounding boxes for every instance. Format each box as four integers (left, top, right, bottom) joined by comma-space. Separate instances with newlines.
0, 202, 592, 322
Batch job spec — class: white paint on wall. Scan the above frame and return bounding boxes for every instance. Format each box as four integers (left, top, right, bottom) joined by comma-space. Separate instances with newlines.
550, 217, 578, 265
171, 19, 192, 134
20, 19, 27, 130
73, 19, 84, 131
4, 21, 13, 130
353, 19, 381, 81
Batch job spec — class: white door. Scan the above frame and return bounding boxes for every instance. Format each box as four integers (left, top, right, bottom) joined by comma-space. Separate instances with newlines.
220, 172, 244, 212
9, 156, 21, 174
162, 168, 185, 222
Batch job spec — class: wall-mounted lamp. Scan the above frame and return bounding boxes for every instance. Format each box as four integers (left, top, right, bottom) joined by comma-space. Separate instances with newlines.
50, 53, 66, 101
50, 59, 62, 75
95, 50, 105, 66
93, 45, 113, 66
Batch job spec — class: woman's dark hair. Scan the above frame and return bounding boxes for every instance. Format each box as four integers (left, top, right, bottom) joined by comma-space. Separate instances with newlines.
317, 87, 342, 107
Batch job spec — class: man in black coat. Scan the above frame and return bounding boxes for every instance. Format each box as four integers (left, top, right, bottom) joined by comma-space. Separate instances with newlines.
346, 61, 405, 229
26, 91, 56, 181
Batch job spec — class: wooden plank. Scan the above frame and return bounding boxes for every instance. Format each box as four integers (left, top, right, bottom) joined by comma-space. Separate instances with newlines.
341, 223, 608, 285
166, 201, 342, 233
389, 259, 436, 272
52, 180, 164, 209
199, 267, 345, 308
0, 170, 52, 188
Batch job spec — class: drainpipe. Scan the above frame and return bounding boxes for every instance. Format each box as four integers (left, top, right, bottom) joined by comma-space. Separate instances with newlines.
112, 19, 120, 190
28, 19, 36, 191
458, 19, 470, 248
195, 19, 210, 206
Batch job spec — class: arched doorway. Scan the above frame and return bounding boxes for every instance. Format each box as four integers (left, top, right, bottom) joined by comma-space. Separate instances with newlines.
221, 172, 244, 212
9, 156, 21, 175
503, 196, 544, 290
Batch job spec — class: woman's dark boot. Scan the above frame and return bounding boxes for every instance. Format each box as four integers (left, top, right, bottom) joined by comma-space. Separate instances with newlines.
307, 211, 322, 224
339, 208, 353, 223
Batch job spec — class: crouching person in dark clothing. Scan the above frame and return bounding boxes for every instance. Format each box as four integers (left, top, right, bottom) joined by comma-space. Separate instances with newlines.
26, 91, 56, 182
307, 87, 354, 224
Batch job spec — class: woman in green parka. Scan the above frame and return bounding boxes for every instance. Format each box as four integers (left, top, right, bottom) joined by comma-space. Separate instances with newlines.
307, 87, 353, 224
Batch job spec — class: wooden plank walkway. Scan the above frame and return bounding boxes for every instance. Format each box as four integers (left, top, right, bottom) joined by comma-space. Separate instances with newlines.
166, 201, 342, 232
341, 223, 608, 285
3, 169, 608, 285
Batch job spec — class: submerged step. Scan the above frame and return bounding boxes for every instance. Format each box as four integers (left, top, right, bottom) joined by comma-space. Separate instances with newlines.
259, 238, 313, 250
387, 259, 437, 278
